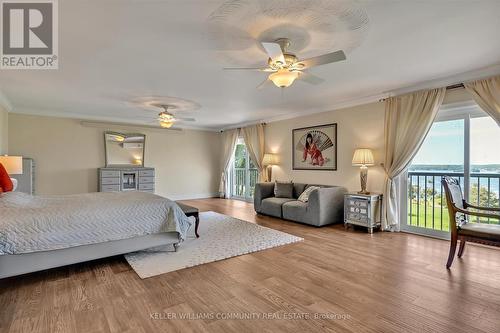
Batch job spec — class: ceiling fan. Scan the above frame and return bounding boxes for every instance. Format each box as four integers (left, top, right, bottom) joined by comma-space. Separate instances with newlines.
155, 104, 195, 128
223, 38, 346, 89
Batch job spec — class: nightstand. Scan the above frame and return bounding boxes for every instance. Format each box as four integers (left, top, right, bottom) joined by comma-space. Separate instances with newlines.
344, 193, 382, 233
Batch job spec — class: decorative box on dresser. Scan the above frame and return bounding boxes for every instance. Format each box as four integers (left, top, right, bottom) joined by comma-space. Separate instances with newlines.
99, 167, 155, 193
344, 193, 382, 233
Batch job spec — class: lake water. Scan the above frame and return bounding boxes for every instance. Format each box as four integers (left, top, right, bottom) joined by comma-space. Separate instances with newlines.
408, 172, 500, 197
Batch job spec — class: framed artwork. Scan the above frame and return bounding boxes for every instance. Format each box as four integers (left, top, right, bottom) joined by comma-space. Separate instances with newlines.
292, 123, 337, 171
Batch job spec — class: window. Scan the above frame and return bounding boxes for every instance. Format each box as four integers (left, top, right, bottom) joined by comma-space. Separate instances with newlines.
230, 138, 259, 200
404, 104, 500, 238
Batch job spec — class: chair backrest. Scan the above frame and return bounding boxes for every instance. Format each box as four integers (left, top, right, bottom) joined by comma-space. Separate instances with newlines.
441, 176, 464, 208
441, 176, 467, 226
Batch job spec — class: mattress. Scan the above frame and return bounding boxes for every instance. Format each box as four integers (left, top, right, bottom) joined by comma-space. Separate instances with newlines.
0, 191, 193, 255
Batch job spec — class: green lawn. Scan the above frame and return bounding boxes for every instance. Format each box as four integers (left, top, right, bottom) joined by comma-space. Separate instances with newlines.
408, 202, 450, 231
408, 201, 499, 231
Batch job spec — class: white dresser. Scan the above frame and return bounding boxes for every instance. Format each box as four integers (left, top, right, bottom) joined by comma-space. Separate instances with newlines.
344, 193, 382, 233
98, 167, 155, 193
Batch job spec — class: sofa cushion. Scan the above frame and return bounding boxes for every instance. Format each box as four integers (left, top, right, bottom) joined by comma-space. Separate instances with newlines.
298, 186, 320, 203
274, 181, 293, 198
282, 200, 309, 223
293, 183, 307, 199
261, 197, 295, 218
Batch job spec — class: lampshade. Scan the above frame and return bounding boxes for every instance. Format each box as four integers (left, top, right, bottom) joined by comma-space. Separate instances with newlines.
262, 153, 279, 166
0, 155, 23, 174
352, 149, 374, 166
269, 69, 299, 88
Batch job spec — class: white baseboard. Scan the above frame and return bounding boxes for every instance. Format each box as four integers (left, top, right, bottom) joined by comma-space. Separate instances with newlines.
168, 192, 219, 201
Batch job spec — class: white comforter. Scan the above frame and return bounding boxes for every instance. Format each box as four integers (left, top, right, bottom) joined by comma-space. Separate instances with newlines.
0, 191, 193, 255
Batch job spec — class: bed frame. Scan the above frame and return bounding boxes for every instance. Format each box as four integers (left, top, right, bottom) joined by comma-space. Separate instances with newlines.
0, 233, 179, 279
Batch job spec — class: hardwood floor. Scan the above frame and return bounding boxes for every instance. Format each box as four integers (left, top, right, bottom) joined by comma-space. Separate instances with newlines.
1, 198, 500, 333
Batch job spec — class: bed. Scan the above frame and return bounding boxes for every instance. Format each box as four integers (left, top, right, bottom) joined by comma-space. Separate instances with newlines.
0, 191, 193, 279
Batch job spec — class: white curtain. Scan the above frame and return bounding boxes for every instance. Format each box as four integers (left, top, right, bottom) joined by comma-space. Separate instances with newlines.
242, 124, 266, 182
219, 129, 238, 198
383, 88, 446, 230
464, 75, 500, 127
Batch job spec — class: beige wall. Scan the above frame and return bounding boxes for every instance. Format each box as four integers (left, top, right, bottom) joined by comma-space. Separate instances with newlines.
8, 114, 221, 199
265, 88, 475, 194
0, 105, 7, 154
265, 101, 387, 193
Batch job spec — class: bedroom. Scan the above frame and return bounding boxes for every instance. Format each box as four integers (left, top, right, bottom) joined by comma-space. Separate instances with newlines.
1, 0, 500, 332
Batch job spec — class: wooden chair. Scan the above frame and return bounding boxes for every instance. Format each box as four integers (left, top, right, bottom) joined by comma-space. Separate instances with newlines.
441, 176, 500, 268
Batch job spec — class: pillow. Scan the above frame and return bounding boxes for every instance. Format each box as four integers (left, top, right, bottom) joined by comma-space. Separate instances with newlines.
274, 181, 293, 198
0, 163, 13, 192
298, 186, 320, 203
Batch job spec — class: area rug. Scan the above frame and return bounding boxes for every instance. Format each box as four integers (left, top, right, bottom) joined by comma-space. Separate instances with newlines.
125, 211, 303, 278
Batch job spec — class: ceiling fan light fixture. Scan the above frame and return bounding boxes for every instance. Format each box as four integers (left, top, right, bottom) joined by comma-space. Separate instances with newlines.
158, 111, 175, 128
159, 120, 174, 128
269, 69, 299, 88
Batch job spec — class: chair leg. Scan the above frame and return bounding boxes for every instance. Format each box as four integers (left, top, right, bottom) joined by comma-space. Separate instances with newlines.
457, 240, 466, 258
446, 236, 457, 269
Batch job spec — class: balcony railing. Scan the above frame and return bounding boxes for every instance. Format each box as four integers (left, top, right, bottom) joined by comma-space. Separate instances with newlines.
232, 168, 259, 198
407, 171, 500, 232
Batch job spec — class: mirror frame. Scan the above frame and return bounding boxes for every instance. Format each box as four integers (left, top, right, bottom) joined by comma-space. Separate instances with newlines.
104, 131, 146, 167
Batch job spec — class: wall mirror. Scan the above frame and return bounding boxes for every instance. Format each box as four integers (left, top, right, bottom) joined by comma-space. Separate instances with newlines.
104, 131, 145, 167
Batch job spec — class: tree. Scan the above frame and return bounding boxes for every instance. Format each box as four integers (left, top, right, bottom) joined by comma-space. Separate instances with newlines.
234, 144, 246, 168
469, 184, 499, 207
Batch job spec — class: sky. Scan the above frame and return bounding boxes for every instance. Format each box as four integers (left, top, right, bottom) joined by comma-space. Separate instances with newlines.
412, 116, 500, 166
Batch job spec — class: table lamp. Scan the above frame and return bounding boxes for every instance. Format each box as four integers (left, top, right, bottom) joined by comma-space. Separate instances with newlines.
262, 153, 279, 182
352, 149, 374, 194
0, 155, 23, 191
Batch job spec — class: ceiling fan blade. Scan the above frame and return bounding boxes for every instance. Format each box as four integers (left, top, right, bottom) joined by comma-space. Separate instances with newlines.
261, 42, 285, 65
174, 117, 196, 122
297, 71, 325, 85
256, 78, 273, 90
297, 50, 346, 69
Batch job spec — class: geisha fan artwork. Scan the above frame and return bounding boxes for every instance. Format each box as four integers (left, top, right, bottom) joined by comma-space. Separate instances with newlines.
293, 123, 337, 171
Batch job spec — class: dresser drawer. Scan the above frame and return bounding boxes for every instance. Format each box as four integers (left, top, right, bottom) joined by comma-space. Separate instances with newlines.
348, 205, 368, 215
101, 170, 120, 178
139, 176, 154, 184
347, 198, 368, 208
101, 177, 120, 185
101, 184, 120, 192
139, 183, 154, 190
139, 170, 155, 177
347, 212, 368, 223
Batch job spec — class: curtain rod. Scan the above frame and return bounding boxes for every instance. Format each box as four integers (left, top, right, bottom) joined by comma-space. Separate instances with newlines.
220, 122, 266, 133
446, 83, 465, 90
379, 83, 466, 102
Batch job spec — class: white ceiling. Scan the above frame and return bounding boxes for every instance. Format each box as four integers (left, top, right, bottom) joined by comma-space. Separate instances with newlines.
1, 0, 500, 130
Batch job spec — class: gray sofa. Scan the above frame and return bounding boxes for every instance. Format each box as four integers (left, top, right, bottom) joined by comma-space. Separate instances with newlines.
254, 182, 347, 227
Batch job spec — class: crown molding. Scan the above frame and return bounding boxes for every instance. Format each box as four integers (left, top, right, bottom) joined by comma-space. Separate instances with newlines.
80, 121, 183, 132
7, 64, 500, 132
382, 63, 500, 97
219, 91, 387, 131
0, 90, 13, 112
10, 107, 221, 132
221, 63, 500, 131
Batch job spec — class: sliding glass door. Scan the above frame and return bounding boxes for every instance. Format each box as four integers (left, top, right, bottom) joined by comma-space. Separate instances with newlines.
402, 105, 500, 238
230, 139, 259, 201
